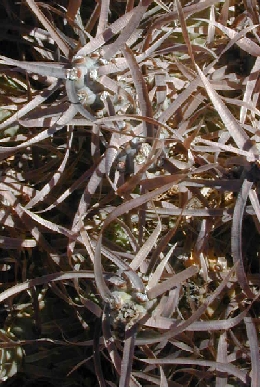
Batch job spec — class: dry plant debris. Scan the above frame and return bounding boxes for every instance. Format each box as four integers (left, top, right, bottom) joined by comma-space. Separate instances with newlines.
0, 0, 260, 386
